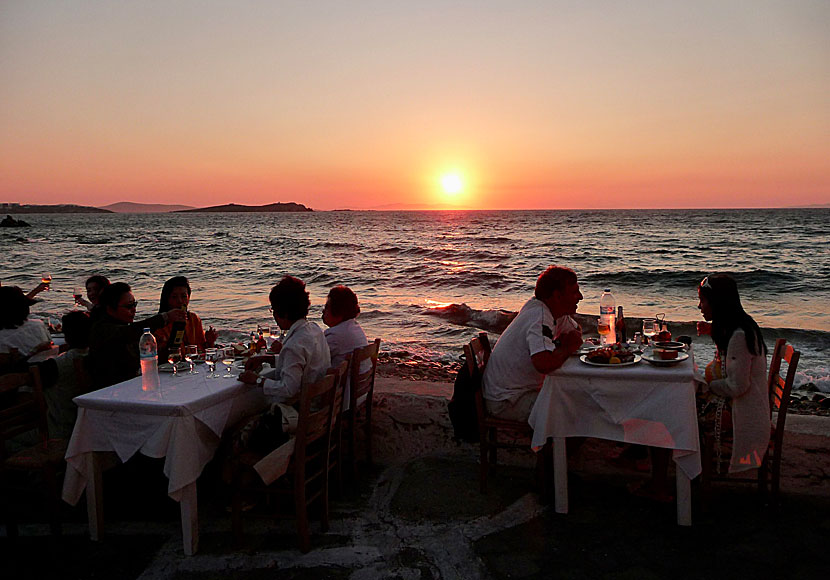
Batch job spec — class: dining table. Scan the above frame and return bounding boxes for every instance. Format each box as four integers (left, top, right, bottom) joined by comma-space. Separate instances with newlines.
61, 362, 266, 555
528, 348, 701, 525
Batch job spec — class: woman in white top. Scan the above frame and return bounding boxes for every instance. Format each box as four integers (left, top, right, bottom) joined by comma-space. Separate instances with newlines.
323, 285, 368, 368
0, 285, 51, 357
696, 274, 770, 474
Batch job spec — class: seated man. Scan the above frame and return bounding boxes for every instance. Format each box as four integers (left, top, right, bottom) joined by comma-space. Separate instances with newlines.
483, 265, 584, 422
240, 276, 331, 452
36, 311, 92, 439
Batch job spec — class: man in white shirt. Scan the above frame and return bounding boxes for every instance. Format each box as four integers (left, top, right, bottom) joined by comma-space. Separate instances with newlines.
241, 276, 330, 405
0, 286, 52, 357
483, 266, 584, 422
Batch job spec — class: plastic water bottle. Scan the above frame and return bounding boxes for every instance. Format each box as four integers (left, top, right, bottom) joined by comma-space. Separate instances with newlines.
139, 328, 160, 391
599, 289, 616, 345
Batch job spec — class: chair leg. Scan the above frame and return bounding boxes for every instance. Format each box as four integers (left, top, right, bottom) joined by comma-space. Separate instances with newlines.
44, 464, 62, 536
230, 469, 243, 542
479, 438, 489, 494
365, 407, 373, 466
489, 428, 498, 468
350, 413, 359, 482
321, 461, 330, 533
295, 480, 310, 553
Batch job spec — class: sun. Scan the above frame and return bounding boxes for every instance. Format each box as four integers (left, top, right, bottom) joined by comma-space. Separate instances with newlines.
440, 173, 464, 195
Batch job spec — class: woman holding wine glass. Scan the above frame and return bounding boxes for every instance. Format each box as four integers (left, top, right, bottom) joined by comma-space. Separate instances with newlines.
153, 276, 218, 362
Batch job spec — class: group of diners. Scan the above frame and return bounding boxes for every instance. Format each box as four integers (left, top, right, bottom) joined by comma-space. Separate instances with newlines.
482, 265, 771, 502
0, 274, 370, 455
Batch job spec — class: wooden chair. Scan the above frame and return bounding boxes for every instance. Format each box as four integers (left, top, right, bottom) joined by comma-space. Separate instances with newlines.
327, 356, 351, 496
344, 339, 381, 480
231, 366, 342, 553
468, 332, 548, 494
1, 366, 68, 536
701, 338, 800, 510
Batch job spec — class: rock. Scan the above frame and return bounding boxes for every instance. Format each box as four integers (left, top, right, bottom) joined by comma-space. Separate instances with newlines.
802, 382, 820, 392
821, 399, 830, 410
812, 394, 827, 403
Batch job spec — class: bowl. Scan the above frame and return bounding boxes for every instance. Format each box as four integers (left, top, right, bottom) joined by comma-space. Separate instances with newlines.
654, 348, 679, 360
652, 341, 686, 351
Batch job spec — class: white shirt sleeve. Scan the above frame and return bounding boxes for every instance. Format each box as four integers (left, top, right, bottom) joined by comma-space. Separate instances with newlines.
526, 304, 555, 356
261, 339, 305, 403
709, 330, 755, 398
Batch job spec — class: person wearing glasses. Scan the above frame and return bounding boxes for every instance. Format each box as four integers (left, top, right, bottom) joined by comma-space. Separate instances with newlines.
152, 276, 218, 362
87, 282, 186, 388
634, 274, 769, 502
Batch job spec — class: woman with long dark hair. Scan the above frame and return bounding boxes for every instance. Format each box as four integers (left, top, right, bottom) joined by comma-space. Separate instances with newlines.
696, 274, 769, 474
632, 274, 770, 502
153, 276, 217, 360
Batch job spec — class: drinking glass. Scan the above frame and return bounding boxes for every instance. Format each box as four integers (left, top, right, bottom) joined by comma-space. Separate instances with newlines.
168, 350, 182, 378
222, 347, 236, 378
597, 317, 612, 338
204, 348, 217, 378
41, 272, 52, 290
184, 345, 199, 374
642, 318, 659, 344
73, 286, 85, 309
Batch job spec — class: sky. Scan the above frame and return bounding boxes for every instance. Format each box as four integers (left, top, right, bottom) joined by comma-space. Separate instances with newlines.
1, 1, 828, 210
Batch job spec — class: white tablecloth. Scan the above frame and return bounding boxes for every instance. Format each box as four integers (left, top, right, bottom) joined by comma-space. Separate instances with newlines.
529, 354, 701, 480
62, 370, 266, 504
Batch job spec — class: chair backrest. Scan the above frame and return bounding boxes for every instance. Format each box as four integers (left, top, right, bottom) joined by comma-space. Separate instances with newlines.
349, 339, 381, 411
294, 372, 338, 464
464, 332, 491, 379
767, 338, 800, 443
0, 348, 21, 374
330, 357, 349, 428
0, 369, 46, 460
73, 356, 94, 395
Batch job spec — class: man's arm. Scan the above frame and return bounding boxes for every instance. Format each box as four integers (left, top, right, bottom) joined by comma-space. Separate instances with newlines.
531, 329, 582, 375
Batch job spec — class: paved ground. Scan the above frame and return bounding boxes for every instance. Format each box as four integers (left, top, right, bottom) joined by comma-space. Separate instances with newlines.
2, 449, 829, 579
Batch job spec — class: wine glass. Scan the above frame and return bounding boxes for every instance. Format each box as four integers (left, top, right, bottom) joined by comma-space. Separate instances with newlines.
168, 350, 182, 378
222, 347, 236, 378
73, 286, 85, 309
41, 272, 52, 291
642, 318, 659, 344
204, 348, 217, 378
184, 345, 199, 374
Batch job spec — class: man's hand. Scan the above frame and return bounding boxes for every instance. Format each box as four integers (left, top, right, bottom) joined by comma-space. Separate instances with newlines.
245, 354, 272, 371
559, 330, 583, 355
268, 339, 283, 354
238, 370, 261, 385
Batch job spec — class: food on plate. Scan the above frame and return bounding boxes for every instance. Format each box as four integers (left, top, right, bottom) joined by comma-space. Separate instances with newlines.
585, 345, 635, 364
653, 348, 678, 360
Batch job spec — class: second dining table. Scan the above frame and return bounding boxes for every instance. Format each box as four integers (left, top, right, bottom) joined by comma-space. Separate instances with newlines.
528, 348, 701, 525
61, 361, 267, 555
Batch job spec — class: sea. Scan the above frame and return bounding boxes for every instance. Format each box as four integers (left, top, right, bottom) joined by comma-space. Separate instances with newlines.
2, 209, 828, 393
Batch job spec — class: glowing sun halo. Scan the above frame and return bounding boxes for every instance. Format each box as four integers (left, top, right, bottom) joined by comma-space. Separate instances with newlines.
440, 173, 464, 195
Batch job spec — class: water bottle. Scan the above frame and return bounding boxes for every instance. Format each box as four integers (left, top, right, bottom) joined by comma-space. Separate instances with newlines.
599, 289, 616, 345
139, 328, 160, 391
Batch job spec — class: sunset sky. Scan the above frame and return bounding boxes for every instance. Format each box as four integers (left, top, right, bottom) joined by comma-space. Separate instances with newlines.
1, 1, 828, 210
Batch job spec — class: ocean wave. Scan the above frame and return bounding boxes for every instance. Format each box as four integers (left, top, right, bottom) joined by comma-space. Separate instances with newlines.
582, 269, 807, 292
423, 303, 517, 333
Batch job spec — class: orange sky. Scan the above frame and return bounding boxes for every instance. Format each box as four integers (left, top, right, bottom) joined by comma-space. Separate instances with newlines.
1, 1, 828, 210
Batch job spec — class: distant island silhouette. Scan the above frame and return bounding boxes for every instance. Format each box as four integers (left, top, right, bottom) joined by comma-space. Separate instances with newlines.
176, 202, 312, 213
0, 203, 111, 214
101, 202, 195, 213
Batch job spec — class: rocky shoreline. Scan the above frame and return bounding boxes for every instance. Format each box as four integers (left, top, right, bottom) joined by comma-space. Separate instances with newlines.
377, 352, 830, 417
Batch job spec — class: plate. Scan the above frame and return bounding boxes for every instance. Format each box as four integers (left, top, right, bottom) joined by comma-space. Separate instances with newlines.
641, 352, 689, 366
579, 354, 641, 367
575, 346, 599, 356
159, 362, 190, 372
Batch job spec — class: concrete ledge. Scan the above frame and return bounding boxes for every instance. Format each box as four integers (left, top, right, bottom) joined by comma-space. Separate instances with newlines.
372, 377, 830, 496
